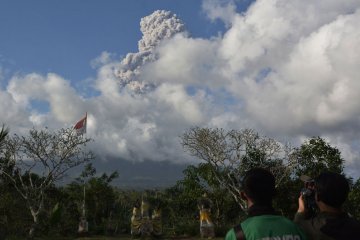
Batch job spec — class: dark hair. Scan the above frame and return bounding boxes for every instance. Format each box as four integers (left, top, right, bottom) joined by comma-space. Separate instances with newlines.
242, 168, 276, 205
315, 172, 349, 208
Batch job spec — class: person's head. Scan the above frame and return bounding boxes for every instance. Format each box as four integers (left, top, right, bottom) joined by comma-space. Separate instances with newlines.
315, 171, 349, 209
241, 168, 276, 206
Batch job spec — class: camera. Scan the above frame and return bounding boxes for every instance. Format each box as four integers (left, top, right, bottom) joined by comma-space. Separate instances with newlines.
300, 175, 318, 218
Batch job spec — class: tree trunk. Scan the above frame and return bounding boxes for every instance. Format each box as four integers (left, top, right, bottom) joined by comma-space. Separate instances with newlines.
28, 207, 39, 239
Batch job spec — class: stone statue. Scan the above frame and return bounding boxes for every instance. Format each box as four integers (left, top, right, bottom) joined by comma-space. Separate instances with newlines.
131, 195, 164, 238
152, 202, 162, 237
140, 198, 153, 237
131, 199, 142, 237
78, 216, 89, 235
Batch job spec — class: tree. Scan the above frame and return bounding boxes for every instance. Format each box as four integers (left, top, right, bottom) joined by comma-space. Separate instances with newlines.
66, 163, 119, 235
0, 126, 8, 149
114, 189, 142, 234
0, 126, 26, 238
292, 137, 344, 178
0, 127, 94, 238
347, 178, 360, 219
181, 127, 296, 211
177, 163, 242, 227
85, 172, 119, 233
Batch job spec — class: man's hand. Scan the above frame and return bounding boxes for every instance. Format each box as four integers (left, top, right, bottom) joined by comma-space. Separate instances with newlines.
297, 194, 305, 213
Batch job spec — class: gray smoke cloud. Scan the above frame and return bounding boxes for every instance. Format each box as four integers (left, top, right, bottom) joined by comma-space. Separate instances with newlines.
114, 10, 186, 94
138, 10, 186, 52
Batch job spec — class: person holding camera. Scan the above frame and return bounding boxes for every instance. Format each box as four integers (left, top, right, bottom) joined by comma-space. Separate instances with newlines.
294, 171, 360, 240
225, 168, 306, 240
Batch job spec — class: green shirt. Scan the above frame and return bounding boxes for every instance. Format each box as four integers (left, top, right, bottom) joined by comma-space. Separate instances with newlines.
225, 215, 307, 240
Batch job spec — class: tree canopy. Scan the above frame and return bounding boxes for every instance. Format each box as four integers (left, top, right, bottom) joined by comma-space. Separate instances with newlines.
0, 127, 94, 238
0, 125, 359, 239
181, 127, 296, 210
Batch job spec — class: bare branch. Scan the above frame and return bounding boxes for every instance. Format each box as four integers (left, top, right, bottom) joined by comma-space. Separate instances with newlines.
0, 127, 95, 236
181, 127, 296, 210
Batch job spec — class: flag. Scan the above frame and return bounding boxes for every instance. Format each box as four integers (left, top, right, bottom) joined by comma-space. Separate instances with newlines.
74, 113, 87, 135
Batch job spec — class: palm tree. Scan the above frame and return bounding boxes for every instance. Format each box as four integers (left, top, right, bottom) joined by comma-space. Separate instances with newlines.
0, 125, 9, 150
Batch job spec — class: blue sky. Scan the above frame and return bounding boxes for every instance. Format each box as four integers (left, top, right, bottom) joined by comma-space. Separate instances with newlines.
1, 0, 360, 182
0, 0, 250, 84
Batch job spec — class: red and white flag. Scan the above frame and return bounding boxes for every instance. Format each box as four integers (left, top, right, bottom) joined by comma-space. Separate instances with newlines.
74, 113, 87, 135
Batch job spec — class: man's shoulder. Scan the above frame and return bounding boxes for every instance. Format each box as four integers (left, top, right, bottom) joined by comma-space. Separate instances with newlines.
295, 212, 360, 240
244, 214, 297, 226
225, 228, 237, 240
321, 214, 360, 239
241, 215, 306, 239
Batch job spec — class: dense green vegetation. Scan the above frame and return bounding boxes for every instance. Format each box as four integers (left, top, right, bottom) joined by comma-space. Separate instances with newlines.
0, 126, 360, 239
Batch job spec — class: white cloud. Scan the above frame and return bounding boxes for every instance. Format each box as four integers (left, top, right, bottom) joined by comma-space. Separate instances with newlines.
152, 83, 204, 124
143, 35, 225, 87
0, 90, 28, 129
202, 0, 237, 26
1, 1, 360, 175
7, 73, 85, 124
90, 51, 116, 68
235, 7, 360, 133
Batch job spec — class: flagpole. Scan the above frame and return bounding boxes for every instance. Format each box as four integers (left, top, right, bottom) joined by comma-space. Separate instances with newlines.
83, 183, 86, 217
83, 112, 87, 220
83, 112, 87, 217
82, 112, 88, 232
85, 112, 87, 134
75, 112, 89, 234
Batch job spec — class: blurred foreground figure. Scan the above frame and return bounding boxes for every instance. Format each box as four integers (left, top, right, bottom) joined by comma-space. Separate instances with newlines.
198, 193, 215, 238
225, 168, 306, 240
294, 171, 360, 240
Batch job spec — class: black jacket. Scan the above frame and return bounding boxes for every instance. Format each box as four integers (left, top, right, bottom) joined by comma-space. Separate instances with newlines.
294, 211, 360, 240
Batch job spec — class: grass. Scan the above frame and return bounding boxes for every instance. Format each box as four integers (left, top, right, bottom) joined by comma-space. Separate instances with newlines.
28, 235, 225, 240
71, 236, 224, 240
7, 236, 224, 240
1, 235, 224, 240
75, 235, 224, 240
6, 233, 225, 240
76, 237, 224, 240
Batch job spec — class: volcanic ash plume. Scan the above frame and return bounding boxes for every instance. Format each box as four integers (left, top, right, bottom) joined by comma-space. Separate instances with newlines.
138, 10, 186, 52
115, 10, 186, 94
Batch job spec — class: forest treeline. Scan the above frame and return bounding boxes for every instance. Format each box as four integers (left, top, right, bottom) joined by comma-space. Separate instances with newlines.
0, 126, 360, 239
